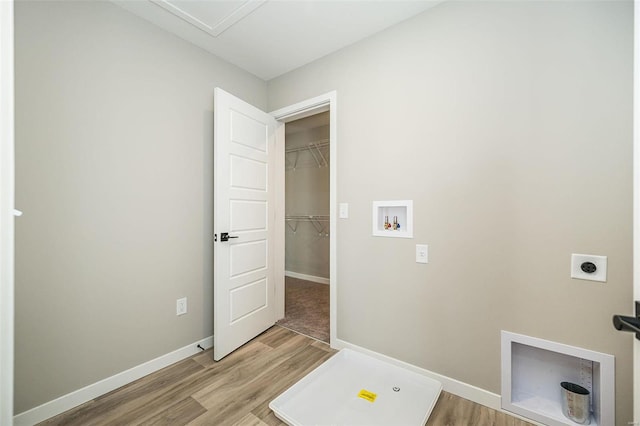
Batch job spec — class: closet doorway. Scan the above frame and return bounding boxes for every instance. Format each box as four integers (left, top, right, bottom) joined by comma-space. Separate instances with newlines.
276, 112, 330, 343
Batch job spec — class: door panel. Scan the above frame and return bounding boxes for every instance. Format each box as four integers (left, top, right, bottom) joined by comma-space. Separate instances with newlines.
230, 200, 267, 231
214, 88, 276, 361
230, 155, 267, 191
230, 278, 268, 323
231, 110, 268, 151
230, 241, 267, 276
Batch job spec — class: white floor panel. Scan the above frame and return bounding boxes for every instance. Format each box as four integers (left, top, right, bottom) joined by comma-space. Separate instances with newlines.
269, 349, 442, 426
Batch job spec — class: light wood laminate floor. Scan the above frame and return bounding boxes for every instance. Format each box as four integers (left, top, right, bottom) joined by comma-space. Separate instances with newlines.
39, 326, 534, 426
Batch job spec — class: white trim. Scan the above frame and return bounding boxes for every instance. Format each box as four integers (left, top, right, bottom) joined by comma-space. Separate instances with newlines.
634, 1, 639, 422
270, 90, 338, 349
270, 93, 331, 122
333, 337, 543, 426
284, 270, 329, 285
13, 336, 213, 426
0, 1, 15, 425
274, 122, 286, 321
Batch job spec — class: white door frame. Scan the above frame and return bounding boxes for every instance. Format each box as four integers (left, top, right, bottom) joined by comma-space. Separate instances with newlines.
270, 91, 338, 347
634, 0, 639, 421
0, 0, 15, 424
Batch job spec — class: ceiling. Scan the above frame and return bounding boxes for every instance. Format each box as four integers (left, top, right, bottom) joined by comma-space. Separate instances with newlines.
113, 0, 442, 80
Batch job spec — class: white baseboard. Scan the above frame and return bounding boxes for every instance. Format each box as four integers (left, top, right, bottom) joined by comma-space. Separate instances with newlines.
333, 338, 501, 410
13, 336, 213, 426
285, 270, 329, 285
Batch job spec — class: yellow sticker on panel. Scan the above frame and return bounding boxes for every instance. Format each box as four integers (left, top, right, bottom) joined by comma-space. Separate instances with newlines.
357, 389, 377, 403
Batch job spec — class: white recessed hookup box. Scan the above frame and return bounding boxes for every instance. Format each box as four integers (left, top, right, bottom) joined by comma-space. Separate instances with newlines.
372, 200, 413, 238
501, 331, 614, 426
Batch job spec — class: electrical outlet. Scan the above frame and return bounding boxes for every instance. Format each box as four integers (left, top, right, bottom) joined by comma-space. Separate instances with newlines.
571, 254, 607, 282
339, 203, 349, 218
176, 297, 187, 316
416, 244, 428, 264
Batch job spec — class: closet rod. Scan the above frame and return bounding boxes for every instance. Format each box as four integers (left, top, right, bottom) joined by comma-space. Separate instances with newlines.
285, 215, 330, 235
284, 139, 329, 154
285, 215, 329, 221
309, 142, 327, 168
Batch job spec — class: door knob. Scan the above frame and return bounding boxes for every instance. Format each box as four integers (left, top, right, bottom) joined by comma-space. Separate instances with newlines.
220, 232, 239, 242
612, 301, 640, 340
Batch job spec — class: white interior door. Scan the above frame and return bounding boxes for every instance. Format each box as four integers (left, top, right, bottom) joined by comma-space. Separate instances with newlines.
213, 88, 278, 361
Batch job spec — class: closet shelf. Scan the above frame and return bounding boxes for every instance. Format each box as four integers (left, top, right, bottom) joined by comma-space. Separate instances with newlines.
285, 215, 330, 236
285, 139, 329, 170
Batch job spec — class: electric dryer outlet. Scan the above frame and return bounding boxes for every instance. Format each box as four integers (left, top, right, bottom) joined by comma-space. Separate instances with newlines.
570, 254, 607, 282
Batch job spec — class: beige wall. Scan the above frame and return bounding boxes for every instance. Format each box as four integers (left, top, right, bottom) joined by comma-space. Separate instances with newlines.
14, 0, 266, 413
14, 0, 635, 422
285, 120, 330, 279
269, 1, 634, 423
